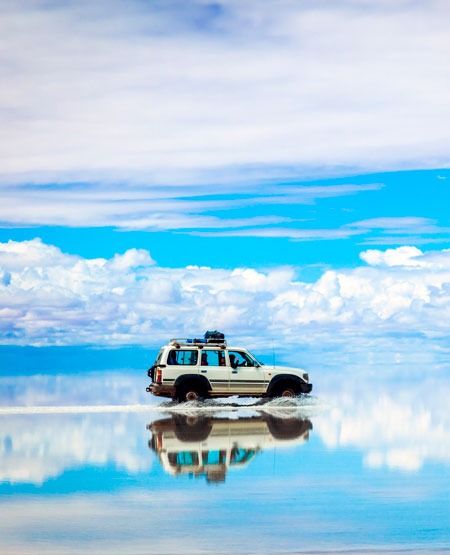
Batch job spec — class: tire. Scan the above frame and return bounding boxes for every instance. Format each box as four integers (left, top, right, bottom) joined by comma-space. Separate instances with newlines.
175, 382, 205, 403
272, 381, 300, 398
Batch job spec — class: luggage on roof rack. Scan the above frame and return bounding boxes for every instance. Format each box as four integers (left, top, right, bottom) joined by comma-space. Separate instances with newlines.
204, 330, 225, 343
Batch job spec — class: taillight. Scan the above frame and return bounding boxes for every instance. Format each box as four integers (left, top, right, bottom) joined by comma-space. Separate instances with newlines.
156, 367, 162, 383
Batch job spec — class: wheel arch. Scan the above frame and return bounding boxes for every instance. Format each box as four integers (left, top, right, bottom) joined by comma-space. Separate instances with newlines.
266, 374, 304, 396
174, 374, 211, 392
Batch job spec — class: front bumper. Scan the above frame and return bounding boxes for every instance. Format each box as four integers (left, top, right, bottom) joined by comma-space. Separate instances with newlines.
146, 383, 176, 398
300, 383, 313, 394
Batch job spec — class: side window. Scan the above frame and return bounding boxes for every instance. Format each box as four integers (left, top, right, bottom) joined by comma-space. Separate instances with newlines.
167, 349, 198, 366
200, 350, 226, 366
228, 351, 254, 368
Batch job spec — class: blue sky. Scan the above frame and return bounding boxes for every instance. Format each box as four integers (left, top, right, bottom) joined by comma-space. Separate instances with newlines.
1, 168, 449, 272
0, 0, 450, 351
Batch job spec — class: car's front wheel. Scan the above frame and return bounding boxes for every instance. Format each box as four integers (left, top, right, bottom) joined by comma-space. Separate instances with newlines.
272, 381, 300, 398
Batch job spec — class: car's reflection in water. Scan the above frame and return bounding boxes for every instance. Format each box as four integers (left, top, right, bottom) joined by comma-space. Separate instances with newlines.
148, 413, 312, 483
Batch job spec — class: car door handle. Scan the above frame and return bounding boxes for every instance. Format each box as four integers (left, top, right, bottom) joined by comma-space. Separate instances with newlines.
231, 370, 238, 374
201, 370, 207, 373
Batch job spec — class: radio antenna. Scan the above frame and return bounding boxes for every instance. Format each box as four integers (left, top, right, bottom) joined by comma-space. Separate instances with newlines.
270, 313, 276, 367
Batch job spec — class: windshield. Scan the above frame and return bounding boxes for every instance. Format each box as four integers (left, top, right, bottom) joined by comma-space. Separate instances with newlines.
247, 352, 263, 366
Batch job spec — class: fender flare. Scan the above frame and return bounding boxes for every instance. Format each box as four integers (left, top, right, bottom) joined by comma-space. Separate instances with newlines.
174, 374, 211, 393
266, 374, 305, 396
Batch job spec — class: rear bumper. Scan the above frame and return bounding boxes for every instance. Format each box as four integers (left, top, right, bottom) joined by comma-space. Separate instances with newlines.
147, 383, 176, 398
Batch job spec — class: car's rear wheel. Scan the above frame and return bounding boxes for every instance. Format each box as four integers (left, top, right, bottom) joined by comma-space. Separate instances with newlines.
185, 389, 201, 401
176, 383, 205, 403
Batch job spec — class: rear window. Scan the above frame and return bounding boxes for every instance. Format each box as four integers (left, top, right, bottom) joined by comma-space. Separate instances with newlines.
167, 349, 198, 366
154, 349, 163, 365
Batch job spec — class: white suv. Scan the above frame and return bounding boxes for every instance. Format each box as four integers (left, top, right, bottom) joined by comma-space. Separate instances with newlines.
146, 334, 312, 402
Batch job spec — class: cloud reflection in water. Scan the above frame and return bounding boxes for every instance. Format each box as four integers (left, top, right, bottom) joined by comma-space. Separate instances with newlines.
1, 370, 450, 554
1, 372, 450, 487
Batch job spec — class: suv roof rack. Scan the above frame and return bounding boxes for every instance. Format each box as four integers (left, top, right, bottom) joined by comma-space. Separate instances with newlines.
169, 338, 227, 347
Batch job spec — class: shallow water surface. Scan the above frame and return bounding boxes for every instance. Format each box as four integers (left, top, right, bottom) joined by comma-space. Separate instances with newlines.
1, 370, 449, 554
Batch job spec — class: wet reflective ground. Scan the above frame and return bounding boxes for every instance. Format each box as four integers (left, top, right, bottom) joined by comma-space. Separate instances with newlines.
1, 368, 450, 554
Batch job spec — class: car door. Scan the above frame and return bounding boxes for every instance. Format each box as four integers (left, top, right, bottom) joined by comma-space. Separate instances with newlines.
227, 350, 267, 395
199, 349, 230, 394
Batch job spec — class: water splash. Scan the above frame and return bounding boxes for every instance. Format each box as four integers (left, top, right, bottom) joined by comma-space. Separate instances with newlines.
0, 395, 328, 418
160, 394, 327, 419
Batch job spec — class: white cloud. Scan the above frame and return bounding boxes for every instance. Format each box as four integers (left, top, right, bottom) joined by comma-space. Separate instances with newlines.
348, 217, 450, 245
0, 0, 449, 187
0, 181, 383, 231
349, 217, 441, 233
189, 227, 364, 240
360, 245, 425, 267
360, 245, 450, 267
2, 239, 450, 349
